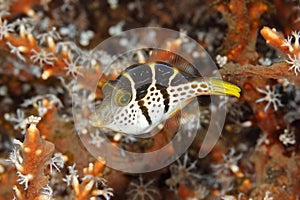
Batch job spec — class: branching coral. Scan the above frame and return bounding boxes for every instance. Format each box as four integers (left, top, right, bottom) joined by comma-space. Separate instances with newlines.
7, 117, 112, 200
0, 0, 300, 200
215, 0, 268, 64
63, 159, 113, 200
9, 118, 55, 200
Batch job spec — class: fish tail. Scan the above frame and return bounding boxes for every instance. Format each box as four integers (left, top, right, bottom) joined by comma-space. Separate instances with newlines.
207, 78, 241, 98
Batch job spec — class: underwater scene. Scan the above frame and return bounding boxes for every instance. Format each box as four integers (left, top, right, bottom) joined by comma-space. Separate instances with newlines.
0, 0, 300, 199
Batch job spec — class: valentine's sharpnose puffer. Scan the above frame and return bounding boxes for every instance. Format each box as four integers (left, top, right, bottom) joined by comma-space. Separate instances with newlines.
90, 53, 240, 136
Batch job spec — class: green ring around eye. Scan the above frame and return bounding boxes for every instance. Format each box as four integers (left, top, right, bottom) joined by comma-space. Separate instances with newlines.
115, 91, 131, 106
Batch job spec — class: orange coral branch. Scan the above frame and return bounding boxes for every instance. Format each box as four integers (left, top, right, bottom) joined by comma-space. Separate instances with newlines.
69, 158, 112, 200
9, 0, 40, 15
0, 33, 67, 79
260, 26, 290, 56
83, 157, 106, 177
216, 0, 268, 65
14, 123, 55, 200
220, 62, 300, 86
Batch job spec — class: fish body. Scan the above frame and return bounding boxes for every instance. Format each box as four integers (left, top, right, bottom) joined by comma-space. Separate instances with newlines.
90, 58, 241, 136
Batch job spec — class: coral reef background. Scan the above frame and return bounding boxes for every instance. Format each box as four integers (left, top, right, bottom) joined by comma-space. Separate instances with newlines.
0, 0, 300, 199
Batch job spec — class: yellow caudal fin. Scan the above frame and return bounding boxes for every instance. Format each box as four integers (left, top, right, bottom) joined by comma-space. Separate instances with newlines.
207, 78, 241, 98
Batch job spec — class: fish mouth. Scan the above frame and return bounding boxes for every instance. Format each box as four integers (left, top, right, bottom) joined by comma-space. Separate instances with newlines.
208, 78, 241, 98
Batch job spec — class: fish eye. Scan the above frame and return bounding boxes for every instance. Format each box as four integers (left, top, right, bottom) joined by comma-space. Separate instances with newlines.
114, 90, 131, 106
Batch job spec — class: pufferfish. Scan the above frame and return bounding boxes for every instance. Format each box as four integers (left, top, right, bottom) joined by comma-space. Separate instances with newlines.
90, 50, 241, 136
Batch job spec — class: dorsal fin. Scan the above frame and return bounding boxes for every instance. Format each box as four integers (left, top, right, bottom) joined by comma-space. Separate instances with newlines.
148, 49, 200, 78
